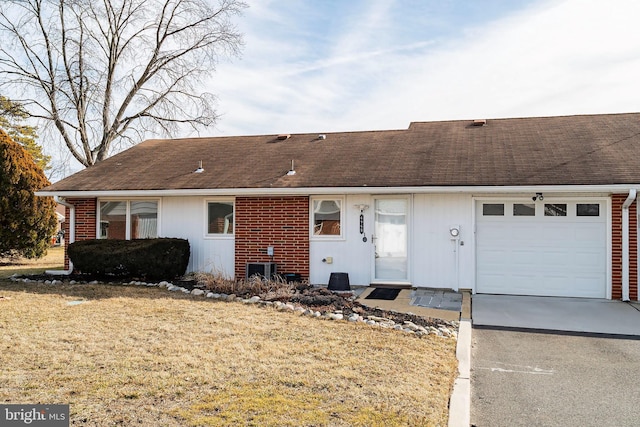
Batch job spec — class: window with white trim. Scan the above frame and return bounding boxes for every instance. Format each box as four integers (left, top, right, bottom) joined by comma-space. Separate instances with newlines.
577, 203, 600, 217
482, 203, 504, 216
207, 201, 234, 235
311, 198, 343, 237
513, 203, 535, 216
544, 203, 567, 217
99, 200, 158, 239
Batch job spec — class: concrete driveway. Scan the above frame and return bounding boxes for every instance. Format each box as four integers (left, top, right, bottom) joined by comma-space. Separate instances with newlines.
471, 295, 640, 427
472, 294, 640, 336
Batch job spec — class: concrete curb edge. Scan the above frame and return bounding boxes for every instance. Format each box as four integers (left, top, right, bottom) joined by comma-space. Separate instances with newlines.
448, 318, 471, 427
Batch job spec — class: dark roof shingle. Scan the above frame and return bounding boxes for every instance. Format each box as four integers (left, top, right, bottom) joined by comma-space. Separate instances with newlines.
42, 112, 640, 192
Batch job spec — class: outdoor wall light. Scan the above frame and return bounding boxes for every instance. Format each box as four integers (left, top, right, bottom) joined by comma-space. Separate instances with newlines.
532, 192, 544, 201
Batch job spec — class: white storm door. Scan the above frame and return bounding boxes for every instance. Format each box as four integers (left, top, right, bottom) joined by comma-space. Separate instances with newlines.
373, 198, 409, 282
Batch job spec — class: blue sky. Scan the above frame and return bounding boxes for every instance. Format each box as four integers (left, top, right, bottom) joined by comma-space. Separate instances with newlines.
208, 0, 640, 137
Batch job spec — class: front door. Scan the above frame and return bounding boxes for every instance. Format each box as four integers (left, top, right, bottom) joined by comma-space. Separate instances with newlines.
373, 197, 409, 283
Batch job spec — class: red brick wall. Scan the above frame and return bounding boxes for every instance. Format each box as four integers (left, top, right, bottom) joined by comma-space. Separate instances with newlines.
235, 196, 309, 280
611, 194, 638, 300
63, 198, 97, 270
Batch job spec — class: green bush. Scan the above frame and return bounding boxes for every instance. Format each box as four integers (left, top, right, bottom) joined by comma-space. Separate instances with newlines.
0, 128, 57, 259
68, 238, 190, 280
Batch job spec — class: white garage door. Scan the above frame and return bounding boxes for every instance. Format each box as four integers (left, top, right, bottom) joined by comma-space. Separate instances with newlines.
476, 200, 607, 298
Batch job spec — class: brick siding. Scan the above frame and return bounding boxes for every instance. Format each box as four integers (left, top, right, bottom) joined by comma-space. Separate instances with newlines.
611, 194, 638, 300
234, 196, 309, 280
63, 198, 97, 270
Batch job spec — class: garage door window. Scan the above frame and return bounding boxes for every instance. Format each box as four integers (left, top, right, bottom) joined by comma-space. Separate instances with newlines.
577, 203, 600, 216
483, 203, 504, 216
544, 204, 567, 216
513, 203, 535, 216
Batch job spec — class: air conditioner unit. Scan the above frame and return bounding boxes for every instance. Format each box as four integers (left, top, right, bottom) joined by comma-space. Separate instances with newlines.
246, 262, 277, 280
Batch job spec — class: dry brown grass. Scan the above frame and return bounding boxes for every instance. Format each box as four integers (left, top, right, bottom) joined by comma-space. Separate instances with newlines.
187, 270, 297, 299
0, 246, 65, 278
0, 281, 458, 426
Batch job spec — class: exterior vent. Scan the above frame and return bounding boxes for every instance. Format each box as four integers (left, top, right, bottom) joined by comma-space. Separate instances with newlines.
318, 134, 326, 140
277, 134, 291, 140
246, 262, 277, 280
472, 119, 487, 126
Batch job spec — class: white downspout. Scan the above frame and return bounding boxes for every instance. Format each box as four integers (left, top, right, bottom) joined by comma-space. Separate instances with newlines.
46, 196, 75, 275
622, 189, 636, 301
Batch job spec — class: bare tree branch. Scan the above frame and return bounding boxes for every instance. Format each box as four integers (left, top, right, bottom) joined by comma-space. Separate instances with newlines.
0, 0, 246, 167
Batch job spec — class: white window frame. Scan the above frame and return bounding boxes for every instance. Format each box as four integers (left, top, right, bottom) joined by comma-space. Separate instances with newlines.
205, 198, 235, 239
97, 198, 161, 240
310, 196, 345, 240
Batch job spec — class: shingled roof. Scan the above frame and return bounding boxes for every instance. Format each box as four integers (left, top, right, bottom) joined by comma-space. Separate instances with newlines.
41, 112, 640, 193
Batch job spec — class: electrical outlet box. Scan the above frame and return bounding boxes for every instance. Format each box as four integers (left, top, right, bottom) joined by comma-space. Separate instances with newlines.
267, 246, 274, 256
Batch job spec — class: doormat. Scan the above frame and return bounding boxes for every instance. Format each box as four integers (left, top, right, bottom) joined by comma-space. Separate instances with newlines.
365, 288, 401, 300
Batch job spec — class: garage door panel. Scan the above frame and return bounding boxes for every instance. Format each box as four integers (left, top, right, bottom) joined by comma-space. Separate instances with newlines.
540, 250, 571, 265
476, 200, 606, 298
574, 225, 605, 243
510, 249, 543, 265
573, 276, 606, 298
540, 225, 573, 241
574, 250, 606, 268
476, 249, 508, 265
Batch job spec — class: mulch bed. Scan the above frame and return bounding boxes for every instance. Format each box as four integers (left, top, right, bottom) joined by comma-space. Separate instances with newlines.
9, 274, 454, 330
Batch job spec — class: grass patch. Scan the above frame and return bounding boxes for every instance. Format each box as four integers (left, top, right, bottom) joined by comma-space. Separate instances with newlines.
0, 281, 457, 426
0, 246, 64, 278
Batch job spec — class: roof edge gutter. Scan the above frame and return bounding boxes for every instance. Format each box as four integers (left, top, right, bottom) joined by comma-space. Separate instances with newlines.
35, 184, 640, 198
621, 189, 636, 301
46, 196, 74, 276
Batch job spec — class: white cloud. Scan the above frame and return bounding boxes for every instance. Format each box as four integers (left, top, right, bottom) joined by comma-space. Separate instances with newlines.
207, 0, 640, 137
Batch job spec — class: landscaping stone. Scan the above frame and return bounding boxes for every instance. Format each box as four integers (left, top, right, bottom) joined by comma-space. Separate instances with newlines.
12, 272, 459, 340
403, 322, 422, 332
329, 313, 343, 321
367, 315, 391, 323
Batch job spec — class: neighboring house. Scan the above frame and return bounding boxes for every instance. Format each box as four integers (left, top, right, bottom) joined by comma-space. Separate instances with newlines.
51, 203, 66, 246
37, 113, 640, 301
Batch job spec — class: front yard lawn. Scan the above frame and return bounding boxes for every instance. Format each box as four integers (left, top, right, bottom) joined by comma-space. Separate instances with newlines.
0, 282, 457, 426
0, 246, 65, 278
